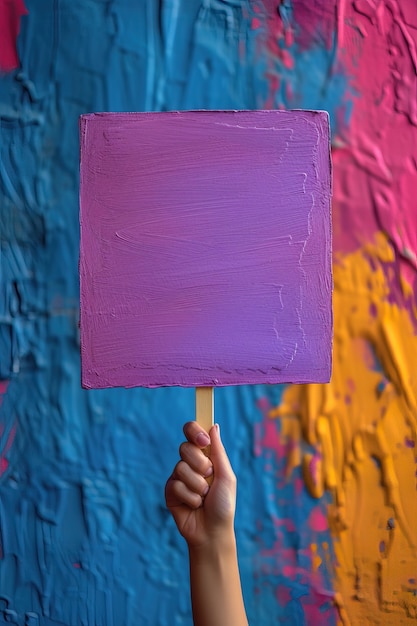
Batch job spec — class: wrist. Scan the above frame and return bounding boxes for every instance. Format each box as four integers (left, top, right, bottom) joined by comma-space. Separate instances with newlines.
187, 528, 248, 626
188, 527, 237, 560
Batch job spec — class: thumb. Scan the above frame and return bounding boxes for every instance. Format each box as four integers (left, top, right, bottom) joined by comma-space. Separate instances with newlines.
208, 424, 235, 481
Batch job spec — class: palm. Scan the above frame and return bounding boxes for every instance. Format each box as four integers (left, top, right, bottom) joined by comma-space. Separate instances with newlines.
169, 503, 207, 546
166, 479, 235, 547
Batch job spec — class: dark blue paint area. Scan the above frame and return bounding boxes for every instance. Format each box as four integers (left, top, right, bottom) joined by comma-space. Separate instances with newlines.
371, 455, 382, 469
0, 1, 345, 624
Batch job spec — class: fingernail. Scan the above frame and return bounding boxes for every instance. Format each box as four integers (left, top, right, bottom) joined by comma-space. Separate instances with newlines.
203, 484, 210, 496
204, 465, 213, 478
196, 432, 210, 447
215, 423, 220, 437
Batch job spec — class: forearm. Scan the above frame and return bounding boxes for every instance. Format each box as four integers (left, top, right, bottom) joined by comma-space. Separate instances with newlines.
188, 533, 248, 626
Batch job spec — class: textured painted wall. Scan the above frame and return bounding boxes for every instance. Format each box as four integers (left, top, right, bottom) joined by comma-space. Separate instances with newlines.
0, 1, 416, 625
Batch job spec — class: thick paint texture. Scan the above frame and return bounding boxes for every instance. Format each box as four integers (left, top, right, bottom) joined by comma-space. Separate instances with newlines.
273, 236, 417, 622
260, 1, 417, 624
0, 1, 416, 625
80, 110, 332, 389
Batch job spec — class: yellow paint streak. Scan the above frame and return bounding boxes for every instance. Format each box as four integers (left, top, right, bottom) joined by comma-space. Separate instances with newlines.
280, 414, 302, 478
271, 233, 417, 623
310, 543, 324, 573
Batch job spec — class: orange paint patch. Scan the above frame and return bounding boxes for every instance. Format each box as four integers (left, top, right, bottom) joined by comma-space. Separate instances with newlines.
270, 233, 417, 623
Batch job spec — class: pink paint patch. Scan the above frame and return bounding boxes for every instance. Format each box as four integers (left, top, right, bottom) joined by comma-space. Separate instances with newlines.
0, 423, 16, 476
281, 49, 294, 70
255, 2, 293, 106
258, 416, 286, 461
256, 396, 270, 413
251, 17, 261, 30
292, 0, 338, 51
0, 0, 28, 72
3, 424, 16, 455
0, 380, 9, 395
282, 564, 298, 580
308, 506, 329, 532
331, 2, 417, 293
254, 422, 263, 457
294, 477, 304, 496
302, 599, 333, 626
276, 584, 292, 606
347, 378, 355, 392
0, 380, 10, 409
309, 454, 322, 488
272, 514, 296, 533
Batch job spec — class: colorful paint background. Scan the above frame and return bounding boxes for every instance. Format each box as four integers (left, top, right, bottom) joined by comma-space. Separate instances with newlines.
0, 1, 416, 625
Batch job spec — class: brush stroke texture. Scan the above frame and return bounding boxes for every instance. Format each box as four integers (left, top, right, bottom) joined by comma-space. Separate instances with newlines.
79, 110, 332, 389
3, 1, 415, 625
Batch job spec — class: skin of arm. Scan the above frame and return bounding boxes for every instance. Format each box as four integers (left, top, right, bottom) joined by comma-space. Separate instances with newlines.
165, 422, 249, 626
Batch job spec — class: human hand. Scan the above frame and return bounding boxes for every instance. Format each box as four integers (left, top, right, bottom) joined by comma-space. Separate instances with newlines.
165, 422, 237, 549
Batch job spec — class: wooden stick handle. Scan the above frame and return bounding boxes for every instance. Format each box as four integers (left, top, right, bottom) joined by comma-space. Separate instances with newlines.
195, 387, 214, 484
195, 387, 214, 432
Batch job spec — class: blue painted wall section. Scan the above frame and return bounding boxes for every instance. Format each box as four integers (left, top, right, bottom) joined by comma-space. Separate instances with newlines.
0, 2, 345, 624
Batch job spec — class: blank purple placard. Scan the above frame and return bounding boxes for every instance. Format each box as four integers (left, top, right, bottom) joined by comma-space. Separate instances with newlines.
79, 110, 332, 389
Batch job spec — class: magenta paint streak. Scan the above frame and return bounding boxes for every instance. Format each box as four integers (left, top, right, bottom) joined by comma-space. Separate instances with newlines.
329, 1, 417, 293
0, 0, 28, 72
0, 381, 12, 475
262, 536, 335, 623
291, 0, 338, 51
308, 453, 322, 488
308, 506, 328, 532
79, 110, 332, 389
255, 413, 287, 462
0, 422, 16, 477
0, 380, 9, 404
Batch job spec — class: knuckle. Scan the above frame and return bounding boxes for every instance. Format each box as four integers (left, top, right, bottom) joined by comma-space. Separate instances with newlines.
183, 421, 196, 439
179, 441, 191, 460
175, 460, 189, 480
190, 493, 203, 509
171, 480, 186, 501
197, 476, 208, 494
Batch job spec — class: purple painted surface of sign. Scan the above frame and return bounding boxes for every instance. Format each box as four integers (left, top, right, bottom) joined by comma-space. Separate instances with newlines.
79, 110, 332, 389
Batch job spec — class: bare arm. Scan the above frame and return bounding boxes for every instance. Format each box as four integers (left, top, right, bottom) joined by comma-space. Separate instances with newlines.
165, 422, 248, 626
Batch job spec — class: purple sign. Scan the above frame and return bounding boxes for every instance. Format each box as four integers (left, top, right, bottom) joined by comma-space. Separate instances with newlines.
79, 110, 332, 388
